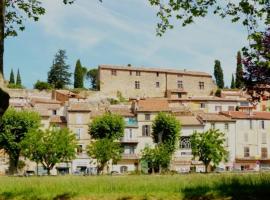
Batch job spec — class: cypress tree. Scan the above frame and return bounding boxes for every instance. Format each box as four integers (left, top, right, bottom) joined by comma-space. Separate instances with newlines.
47, 50, 71, 89
9, 69, 14, 84
214, 60, 224, 89
235, 51, 244, 89
16, 69, 21, 86
74, 59, 84, 88
230, 74, 236, 89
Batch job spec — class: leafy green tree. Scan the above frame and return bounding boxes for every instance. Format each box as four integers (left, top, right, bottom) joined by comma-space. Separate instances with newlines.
214, 60, 224, 89
89, 113, 125, 140
9, 69, 14, 84
21, 128, 76, 175
34, 80, 52, 90
0, 108, 40, 174
235, 51, 244, 89
190, 129, 228, 173
87, 68, 99, 90
152, 112, 181, 153
148, 0, 269, 36
74, 59, 84, 88
87, 138, 123, 174
16, 69, 21, 86
231, 74, 236, 89
47, 50, 71, 89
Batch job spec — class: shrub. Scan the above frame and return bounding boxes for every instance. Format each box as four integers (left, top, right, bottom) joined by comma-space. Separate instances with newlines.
34, 81, 52, 90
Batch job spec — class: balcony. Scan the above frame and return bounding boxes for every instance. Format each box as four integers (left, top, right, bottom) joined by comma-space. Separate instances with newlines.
120, 138, 138, 144
121, 153, 139, 160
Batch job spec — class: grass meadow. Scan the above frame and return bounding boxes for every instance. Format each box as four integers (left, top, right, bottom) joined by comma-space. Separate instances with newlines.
0, 173, 270, 200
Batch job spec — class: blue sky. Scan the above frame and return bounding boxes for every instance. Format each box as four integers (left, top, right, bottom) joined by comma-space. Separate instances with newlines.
4, 0, 249, 88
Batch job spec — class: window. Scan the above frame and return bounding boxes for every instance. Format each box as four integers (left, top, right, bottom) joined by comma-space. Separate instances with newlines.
249, 120, 253, 130
199, 82, 204, 90
261, 120, 265, 129
124, 145, 135, 154
244, 133, 248, 142
129, 71, 132, 76
124, 129, 133, 139
261, 147, 268, 159
76, 128, 82, 139
76, 114, 83, 124
262, 133, 267, 144
180, 137, 191, 149
228, 106, 235, 111
177, 80, 183, 89
135, 81, 140, 89
156, 72, 159, 77
244, 147, 250, 157
52, 110, 57, 115
211, 123, 215, 129
156, 82, 160, 88
120, 166, 128, 173
145, 114, 150, 120
76, 145, 83, 155
178, 93, 182, 98
136, 71, 140, 76
111, 69, 117, 76
200, 103, 206, 109
215, 106, 222, 112
142, 125, 150, 136
225, 137, 229, 147
225, 123, 229, 131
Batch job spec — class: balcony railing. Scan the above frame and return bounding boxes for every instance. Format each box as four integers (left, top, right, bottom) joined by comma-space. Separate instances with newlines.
120, 138, 138, 143
121, 153, 139, 160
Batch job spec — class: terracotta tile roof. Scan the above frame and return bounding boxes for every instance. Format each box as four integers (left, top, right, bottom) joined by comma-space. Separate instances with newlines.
55, 90, 85, 99
221, 111, 270, 120
99, 65, 212, 77
68, 103, 91, 112
50, 116, 67, 123
197, 113, 235, 122
31, 98, 61, 105
173, 96, 248, 102
108, 107, 134, 117
136, 98, 170, 112
176, 116, 203, 126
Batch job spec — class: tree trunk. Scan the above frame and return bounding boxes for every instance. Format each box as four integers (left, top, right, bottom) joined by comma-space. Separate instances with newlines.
36, 162, 39, 176
205, 163, 209, 173
9, 155, 19, 175
0, 0, 4, 78
47, 168, 51, 175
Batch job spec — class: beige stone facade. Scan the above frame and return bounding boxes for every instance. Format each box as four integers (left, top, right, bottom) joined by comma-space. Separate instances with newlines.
99, 65, 217, 98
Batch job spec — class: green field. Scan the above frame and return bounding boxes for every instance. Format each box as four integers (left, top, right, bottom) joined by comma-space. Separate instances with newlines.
0, 173, 270, 200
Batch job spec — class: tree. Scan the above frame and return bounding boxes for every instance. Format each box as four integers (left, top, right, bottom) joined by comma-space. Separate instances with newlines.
214, 60, 224, 89
243, 28, 270, 102
16, 69, 21, 86
89, 113, 125, 140
87, 68, 99, 90
190, 129, 228, 173
235, 51, 244, 89
0, 108, 40, 174
21, 128, 76, 175
152, 112, 181, 153
34, 80, 52, 90
231, 74, 236, 89
87, 138, 123, 174
9, 69, 14, 84
47, 50, 71, 89
74, 59, 84, 88
148, 0, 269, 36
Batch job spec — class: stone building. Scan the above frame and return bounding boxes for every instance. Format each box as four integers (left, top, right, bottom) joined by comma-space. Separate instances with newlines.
98, 65, 217, 98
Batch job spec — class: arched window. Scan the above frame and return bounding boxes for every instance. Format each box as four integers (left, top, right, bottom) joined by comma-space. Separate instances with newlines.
180, 137, 191, 149
120, 166, 128, 173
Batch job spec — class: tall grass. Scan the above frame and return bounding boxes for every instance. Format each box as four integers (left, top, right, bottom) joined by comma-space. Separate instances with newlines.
0, 173, 269, 199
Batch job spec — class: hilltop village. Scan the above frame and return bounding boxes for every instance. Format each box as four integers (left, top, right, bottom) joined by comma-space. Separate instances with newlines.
1, 65, 270, 175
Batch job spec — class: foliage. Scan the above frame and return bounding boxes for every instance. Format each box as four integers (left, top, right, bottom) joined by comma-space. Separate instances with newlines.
89, 113, 125, 140
152, 112, 181, 153
87, 138, 123, 174
0, 108, 40, 174
236, 51, 244, 89
34, 80, 52, 90
215, 88, 221, 97
21, 127, 76, 175
47, 50, 71, 89
231, 74, 236, 89
243, 28, 270, 102
148, 0, 269, 36
190, 129, 228, 173
74, 59, 84, 88
7, 83, 24, 89
87, 68, 99, 90
16, 69, 21, 86
9, 69, 14, 84
214, 60, 224, 89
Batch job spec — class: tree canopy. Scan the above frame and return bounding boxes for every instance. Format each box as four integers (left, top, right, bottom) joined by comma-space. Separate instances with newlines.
0, 108, 40, 174
74, 59, 84, 88
9, 69, 14, 84
231, 74, 236, 89
214, 60, 224, 89
190, 129, 228, 173
236, 51, 244, 89
87, 68, 99, 90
